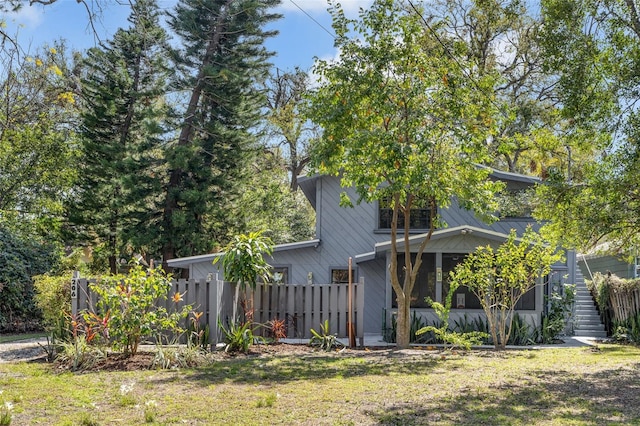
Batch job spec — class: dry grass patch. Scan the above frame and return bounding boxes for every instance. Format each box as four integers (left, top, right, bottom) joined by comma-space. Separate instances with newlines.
1, 344, 639, 425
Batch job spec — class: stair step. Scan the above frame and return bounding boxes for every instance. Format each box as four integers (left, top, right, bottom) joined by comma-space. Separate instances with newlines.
570, 263, 607, 337
575, 305, 598, 311
575, 319, 604, 326
574, 324, 606, 331
575, 294, 593, 300
574, 329, 607, 337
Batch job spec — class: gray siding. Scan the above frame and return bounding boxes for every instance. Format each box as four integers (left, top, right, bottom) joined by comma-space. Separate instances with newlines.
440, 198, 538, 236
358, 257, 387, 334
579, 255, 633, 280
404, 233, 506, 253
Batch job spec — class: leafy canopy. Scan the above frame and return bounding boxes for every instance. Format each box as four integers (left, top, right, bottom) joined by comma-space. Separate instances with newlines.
308, 0, 501, 215
214, 230, 274, 292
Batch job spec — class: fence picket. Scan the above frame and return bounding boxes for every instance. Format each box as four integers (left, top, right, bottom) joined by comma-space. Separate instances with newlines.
337, 285, 346, 336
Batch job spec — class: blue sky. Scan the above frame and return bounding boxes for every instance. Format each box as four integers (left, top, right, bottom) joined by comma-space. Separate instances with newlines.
4, 0, 373, 73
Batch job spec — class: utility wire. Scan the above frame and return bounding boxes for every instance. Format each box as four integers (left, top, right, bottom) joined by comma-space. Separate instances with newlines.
289, 0, 336, 39
406, 0, 508, 119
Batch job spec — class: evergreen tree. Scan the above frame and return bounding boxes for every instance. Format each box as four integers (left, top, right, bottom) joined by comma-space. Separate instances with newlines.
73, 0, 170, 273
161, 0, 281, 266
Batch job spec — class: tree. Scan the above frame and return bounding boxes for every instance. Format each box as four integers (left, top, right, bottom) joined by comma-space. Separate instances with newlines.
0, 40, 78, 240
161, 0, 281, 267
428, 0, 598, 178
535, 0, 640, 254
307, 0, 503, 348
449, 227, 562, 349
236, 151, 315, 244
263, 68, 318, 191
2, 1, 111, 45
73, 0, 171, 273
214, 230, 273, 323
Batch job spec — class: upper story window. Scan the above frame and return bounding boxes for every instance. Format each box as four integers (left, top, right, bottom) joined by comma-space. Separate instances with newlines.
378, 197, 433, 230
496, 188, 535, 219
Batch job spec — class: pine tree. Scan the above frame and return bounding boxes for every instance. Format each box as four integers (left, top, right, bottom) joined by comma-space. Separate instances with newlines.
161, 0, 281, 266
73, 0, 171, 273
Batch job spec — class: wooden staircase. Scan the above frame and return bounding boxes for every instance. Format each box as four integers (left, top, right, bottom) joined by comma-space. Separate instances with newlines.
573, 266, 607, 338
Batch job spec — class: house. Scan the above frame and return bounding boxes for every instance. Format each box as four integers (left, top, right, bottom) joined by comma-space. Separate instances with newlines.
167, 168, 578, 337
578, 249, 640, 281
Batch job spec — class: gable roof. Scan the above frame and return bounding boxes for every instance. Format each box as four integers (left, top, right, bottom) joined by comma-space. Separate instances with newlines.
298, 166, 540, 209
354, 225, 517, 263
167, 239, 321, 268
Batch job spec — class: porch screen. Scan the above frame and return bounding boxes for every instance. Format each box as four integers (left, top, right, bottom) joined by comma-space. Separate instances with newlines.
392, 253, 435, 308
442, 253, 482, 309
442, 253, 535, 310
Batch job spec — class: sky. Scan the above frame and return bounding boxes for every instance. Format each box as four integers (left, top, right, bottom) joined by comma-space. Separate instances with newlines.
4, 0, 374, 73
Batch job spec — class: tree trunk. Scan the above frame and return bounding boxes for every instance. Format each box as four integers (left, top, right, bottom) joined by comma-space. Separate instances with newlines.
396, 298, 411, 348
162, 0, 233, 270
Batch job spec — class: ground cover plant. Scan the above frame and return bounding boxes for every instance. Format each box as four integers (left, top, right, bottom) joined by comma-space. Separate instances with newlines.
1, 343, 640, 425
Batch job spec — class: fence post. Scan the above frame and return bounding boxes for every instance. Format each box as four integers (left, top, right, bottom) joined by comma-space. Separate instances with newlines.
357, 277, 365, 347
208, 279, 219, 347
71, 271, 80, 316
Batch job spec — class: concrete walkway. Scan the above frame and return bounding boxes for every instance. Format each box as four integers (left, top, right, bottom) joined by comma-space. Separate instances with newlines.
285, 334, 608, 349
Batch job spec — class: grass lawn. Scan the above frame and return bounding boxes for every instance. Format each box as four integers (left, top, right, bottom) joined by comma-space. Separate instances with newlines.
1, 344, 639, 425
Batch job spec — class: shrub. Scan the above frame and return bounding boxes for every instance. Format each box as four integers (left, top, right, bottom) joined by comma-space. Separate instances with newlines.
540, 283, 575, 343
266, 318, 287, 342
612, 312, 640, 344
417, 280, 488, 350
310, 319, 343, 351
383, 311, 430, 344
56, 313, 107, 371
33, 274, 72, 356
90, 263, 191, 355
219, 319, 263, 353
508, 313, 537, 345
0, 226, 57, 332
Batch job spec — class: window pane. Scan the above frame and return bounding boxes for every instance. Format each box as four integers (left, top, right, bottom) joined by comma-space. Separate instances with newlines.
379, 198, 432, 230
262, 267, 288, 284
331, 269, 354, 284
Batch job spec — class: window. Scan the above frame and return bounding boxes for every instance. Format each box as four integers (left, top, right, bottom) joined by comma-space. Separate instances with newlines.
378, 197, 432, 230
496, 188, 535, 218
331, 268, 355, 284
442, 253, 535, 310
260, 266, 288, 284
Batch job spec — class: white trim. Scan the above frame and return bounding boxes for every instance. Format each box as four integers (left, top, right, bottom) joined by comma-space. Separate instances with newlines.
167, 239, 321, 268
369, 225, 516, 256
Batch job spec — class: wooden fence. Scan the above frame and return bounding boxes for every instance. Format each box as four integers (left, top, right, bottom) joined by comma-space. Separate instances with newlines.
71, 275, 365, 346
609, 287, 640, 323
